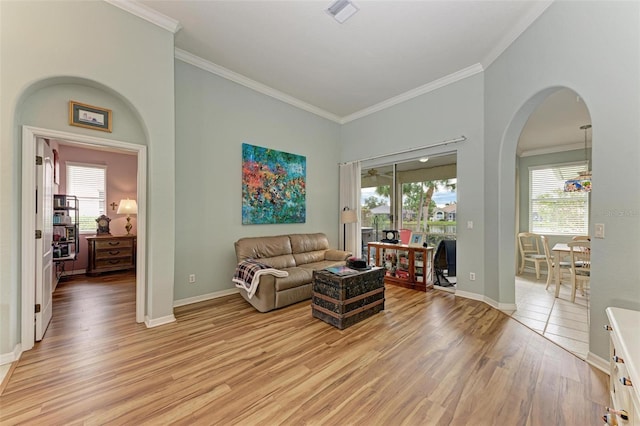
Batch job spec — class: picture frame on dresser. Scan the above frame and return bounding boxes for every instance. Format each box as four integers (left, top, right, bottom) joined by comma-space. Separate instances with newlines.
409, 232, 426, 247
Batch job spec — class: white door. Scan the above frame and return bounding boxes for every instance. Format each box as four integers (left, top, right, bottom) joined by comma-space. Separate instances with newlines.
35, 138, 54, 341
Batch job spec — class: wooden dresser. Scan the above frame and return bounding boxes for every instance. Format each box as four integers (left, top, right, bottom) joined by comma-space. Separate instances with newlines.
86, 235, 136, 276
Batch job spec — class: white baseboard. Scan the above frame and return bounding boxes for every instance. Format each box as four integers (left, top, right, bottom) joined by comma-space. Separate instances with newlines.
173, 288, 240, 308
455, 289, 483, 302
145, 314, 176, 328
586, 351, 609, 374
455, 290, 517, 313
0, 344, 22, 366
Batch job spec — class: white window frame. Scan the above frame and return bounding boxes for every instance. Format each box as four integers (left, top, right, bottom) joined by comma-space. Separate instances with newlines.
66, 162, 107, 234
529, 162, 589, 235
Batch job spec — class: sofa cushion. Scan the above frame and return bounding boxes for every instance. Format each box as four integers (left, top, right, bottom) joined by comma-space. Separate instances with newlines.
293, 250, 327, 266
298, 260, 346, 274
275, 267, 313, 292
234, 235, 296, 269
289, 233, 329, 254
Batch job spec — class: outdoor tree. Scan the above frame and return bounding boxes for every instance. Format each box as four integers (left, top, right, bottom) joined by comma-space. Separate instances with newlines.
364, 196, 384, 210
414, 180, 456, 230
373, 180, 455, 231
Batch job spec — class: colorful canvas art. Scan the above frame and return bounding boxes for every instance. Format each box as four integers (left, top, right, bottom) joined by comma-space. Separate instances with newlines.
242, 143, 306, 224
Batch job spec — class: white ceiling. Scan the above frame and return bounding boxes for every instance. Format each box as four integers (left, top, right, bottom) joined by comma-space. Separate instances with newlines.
119, 0, 591, 153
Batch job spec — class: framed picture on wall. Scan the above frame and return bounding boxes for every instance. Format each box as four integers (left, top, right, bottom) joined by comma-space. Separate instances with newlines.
69, 100, 112, 132
409, 232, 426, 247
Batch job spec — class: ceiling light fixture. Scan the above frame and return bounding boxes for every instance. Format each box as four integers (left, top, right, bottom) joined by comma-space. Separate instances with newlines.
326, 0, 359, 24
564, 124, 592, 192
419, 157, 429, 163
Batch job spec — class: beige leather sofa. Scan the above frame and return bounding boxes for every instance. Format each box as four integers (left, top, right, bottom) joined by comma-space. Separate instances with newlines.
234, 233, 351, 312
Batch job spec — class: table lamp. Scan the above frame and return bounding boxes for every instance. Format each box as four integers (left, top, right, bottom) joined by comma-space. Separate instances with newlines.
116, 198, 137, 235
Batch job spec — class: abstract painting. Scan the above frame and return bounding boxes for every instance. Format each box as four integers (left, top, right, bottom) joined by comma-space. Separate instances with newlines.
242, 143, 306, 224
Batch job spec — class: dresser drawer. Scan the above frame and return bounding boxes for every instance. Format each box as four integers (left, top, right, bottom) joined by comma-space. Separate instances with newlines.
94, 239, 133, 250
95, 258, 134, 270
95, 247, 133, 260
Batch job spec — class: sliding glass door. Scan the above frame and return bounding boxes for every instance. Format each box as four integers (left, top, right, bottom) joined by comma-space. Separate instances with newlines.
361, 153, 457, 254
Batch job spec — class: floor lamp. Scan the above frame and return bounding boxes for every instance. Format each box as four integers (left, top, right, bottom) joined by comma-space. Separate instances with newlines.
340, 207, 358, 252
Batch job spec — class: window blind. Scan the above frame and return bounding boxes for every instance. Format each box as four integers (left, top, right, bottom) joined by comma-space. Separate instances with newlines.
529, 163, 589, 235
66, 163, 107, 232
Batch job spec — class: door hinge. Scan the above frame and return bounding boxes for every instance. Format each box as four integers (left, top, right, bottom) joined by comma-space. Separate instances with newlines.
36, 156, 43, 165
35, 230, 42, 239
35, 304, 41, 313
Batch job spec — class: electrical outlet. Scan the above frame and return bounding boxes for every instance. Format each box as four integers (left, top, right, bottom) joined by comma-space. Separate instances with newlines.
467, 221, 473, 229
189, 274, 196, 283
469, 272, 476, 281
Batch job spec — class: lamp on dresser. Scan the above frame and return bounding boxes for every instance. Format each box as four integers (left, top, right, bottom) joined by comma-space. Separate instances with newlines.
116, 198, 137, 235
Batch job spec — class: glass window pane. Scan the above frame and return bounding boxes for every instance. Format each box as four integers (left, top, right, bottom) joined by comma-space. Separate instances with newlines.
66, 163, 107, 232
529, 163, 589, 234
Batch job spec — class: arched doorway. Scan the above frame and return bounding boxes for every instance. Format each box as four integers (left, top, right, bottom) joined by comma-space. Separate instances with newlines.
500, 87, 592, 358
18, 77, 149, 352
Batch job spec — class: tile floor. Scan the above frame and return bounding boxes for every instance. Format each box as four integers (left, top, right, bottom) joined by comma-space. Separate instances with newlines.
511, 271, 589, 359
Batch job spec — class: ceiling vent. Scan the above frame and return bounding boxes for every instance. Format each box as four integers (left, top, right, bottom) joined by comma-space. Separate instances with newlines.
326, 0, 359, 24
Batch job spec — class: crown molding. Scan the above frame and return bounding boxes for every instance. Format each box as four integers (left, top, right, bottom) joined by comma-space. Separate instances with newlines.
340, 63, 484, 124
482, 0, 554, 68
104, 0, 182, 33
175, 48, 342, 123
175, 51, 484, 125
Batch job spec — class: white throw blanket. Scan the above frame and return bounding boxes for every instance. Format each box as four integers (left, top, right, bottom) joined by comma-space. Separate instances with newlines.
232, 259, 289, 299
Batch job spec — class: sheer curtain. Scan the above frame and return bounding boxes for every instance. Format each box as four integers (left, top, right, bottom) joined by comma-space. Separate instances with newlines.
339, 161, 361, 257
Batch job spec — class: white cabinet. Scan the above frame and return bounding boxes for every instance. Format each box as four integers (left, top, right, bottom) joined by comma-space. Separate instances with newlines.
605, 307, 640, 425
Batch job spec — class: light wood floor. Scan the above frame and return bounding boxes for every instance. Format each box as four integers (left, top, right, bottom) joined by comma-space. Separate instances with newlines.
0, 272, 609, 425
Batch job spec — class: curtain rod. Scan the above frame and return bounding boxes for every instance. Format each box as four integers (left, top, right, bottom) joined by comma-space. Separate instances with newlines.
340, 135, 467, 165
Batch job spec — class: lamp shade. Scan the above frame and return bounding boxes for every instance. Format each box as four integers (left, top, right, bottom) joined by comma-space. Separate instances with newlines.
340, 209, 358, 224
117, 199, 138, 215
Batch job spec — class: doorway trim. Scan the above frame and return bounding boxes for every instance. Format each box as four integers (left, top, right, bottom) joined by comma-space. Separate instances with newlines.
21, 125, 147, 352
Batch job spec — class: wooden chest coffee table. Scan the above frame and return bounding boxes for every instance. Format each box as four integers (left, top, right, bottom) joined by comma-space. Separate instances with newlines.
311, 267, 385, 329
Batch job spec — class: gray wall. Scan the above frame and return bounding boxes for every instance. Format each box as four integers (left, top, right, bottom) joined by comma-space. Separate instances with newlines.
173, 60, 341, 302
485, 1, 640, 358
340, 74, 486, 298
0, 1, 176, 355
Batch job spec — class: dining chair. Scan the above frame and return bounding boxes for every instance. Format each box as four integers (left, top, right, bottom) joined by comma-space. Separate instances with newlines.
572, 235, 591, 241
567, 240, 590, 303
517, 232, 546, 279
541, 235, 571, 290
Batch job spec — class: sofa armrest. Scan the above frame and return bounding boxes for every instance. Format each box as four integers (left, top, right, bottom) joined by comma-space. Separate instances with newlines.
324, 249, 352, 261
239, 274, 277, 312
